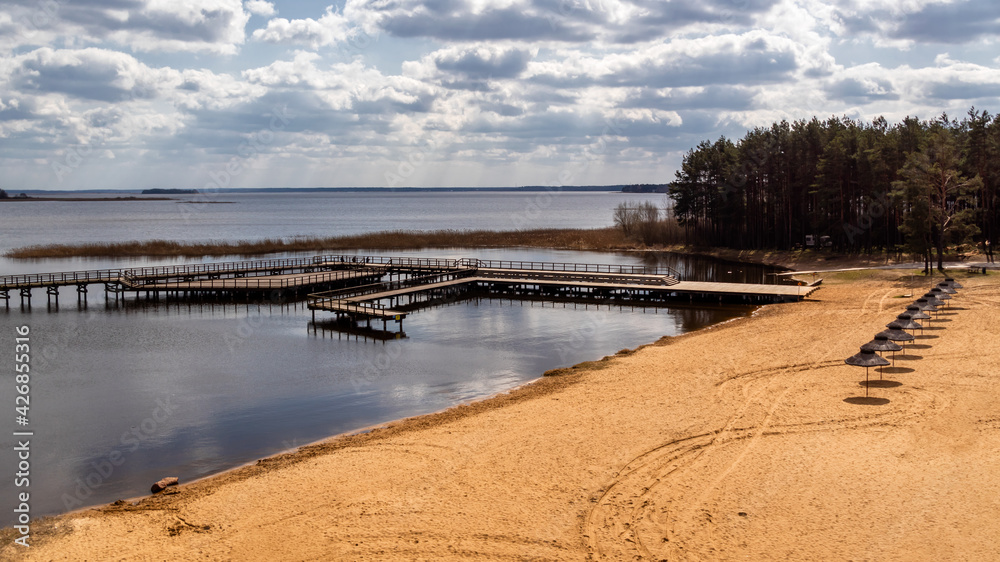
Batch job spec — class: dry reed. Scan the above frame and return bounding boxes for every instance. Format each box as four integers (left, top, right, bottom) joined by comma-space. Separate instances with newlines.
5, 228, 634, 259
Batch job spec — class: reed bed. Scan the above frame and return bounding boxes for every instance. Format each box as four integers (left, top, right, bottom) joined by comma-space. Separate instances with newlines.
5, 228, 634, 259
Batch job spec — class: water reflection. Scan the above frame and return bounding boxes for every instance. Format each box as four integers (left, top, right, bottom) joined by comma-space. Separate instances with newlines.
0, 279, 755, 526
639, 251, 790, 283
0, 247, 776, 526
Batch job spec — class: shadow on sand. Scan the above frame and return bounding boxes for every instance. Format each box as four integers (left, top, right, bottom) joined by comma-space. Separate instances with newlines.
877, 366, 915, 375
861, 379, 902, 389
844, 396, 891, 406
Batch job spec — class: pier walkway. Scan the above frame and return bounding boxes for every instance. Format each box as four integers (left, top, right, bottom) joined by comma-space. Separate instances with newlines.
2, 255, 816, 327
0, 255, 463, 307
306, 259, 818, 332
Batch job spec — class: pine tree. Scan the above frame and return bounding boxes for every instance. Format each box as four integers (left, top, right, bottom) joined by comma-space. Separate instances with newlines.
892, 126, 982, 272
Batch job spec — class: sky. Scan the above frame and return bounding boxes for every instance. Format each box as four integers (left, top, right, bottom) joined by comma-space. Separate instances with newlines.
1, 0, 999, 191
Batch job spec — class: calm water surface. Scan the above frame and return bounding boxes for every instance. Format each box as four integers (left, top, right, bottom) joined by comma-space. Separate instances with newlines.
0, 191, 666, 255
0, 193, 783, 525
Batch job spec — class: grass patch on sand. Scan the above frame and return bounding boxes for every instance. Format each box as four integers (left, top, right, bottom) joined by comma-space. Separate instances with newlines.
827, 270, 873, 281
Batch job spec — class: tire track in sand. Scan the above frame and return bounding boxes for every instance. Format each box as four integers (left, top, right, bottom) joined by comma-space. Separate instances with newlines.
582, 359, 942, 560
583, 361, 812, 560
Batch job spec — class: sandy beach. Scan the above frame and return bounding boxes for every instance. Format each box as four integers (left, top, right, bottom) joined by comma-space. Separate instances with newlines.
4, 269, 998, 560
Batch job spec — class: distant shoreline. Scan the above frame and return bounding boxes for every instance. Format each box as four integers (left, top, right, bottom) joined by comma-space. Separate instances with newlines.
5, 184, 669, 196
0, 196, 173, 202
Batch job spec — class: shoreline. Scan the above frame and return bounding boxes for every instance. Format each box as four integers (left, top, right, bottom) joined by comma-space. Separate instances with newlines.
6, 307, 748, 532
0, 197, 174, 202
5, 269, 998, 560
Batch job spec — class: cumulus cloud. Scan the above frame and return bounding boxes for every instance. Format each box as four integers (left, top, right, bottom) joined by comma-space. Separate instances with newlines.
620, 86, 757, 111
347, 0, 782, 44
251, 7, 350, 48
404, 45, 534, 90
527, 33, 799, 89
350, 0, 595, 42
243, 52, 438, 115
0, 96, 36, 122
245, 0, 276, 17
826, 76, 899, 102
0, 0, 251, 53
10, 48, 179, 102
435, 47, 532, 80
608, 0, 781, 43
891, 0, 1000, 44
1, 0, 999, 189
831, 0, 1000, 46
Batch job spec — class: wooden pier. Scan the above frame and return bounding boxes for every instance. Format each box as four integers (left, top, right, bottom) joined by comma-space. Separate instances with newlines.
0, 255, 458, 307
3, 255, 816, 338
305, 258, 818, 335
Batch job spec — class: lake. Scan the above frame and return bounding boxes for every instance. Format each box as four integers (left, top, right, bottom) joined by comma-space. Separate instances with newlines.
0, 191, 783, 525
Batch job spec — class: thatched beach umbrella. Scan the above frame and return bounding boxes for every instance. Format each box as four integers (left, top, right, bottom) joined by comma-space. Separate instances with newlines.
929, 287, 951, 307
922, 293, 946, 319
905, 305, 931, 321
936, 282, 957, 295
845, 345, 891, 396
905, 305, 931, 335
922, 292, 944, 306
892, 313, 922, 333
865, 333, 903, 367
912, 298, 938, 313
913, 298, 939, 326
945, 277, 963, 289
878, 321, 915, 353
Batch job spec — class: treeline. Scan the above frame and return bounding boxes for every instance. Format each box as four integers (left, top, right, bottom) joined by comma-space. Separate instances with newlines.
664, 109, 998, 268
0, 189, 28, 199
621, 184, 669, 193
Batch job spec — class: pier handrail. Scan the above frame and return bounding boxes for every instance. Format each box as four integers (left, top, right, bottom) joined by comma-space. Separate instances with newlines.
123, 255, 347, 280
0, 268, 125, 289
2, 254, 680, 291
120, 255, 468, 281
471, 258, 681, 280
349, 256, 466, 270
117, 269, 375, 290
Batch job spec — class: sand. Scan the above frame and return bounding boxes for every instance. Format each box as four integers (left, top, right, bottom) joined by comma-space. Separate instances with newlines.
4, 270, 998, 560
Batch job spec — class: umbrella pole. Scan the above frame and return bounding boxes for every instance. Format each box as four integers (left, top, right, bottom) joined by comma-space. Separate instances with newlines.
866, 367, 870, 397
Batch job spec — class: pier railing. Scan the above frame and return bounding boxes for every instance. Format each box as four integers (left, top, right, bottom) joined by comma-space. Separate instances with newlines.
123, 255, 353, 281
346, 256, 466, 270
467, 258, 681, 280
0, 269, 124, 289
119, 269, 378, 291
120, 255, 469, 284
2, 254, 680, 291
